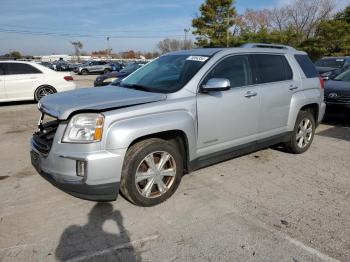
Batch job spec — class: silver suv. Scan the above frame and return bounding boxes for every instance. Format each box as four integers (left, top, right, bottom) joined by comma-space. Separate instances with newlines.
74, 61, 112, 75
30, 44, 326, 206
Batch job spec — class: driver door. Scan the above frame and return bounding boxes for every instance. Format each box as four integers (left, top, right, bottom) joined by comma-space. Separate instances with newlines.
197, 54, 260, 156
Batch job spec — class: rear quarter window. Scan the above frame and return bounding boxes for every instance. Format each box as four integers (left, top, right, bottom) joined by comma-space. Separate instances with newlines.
294, 55, 318, 78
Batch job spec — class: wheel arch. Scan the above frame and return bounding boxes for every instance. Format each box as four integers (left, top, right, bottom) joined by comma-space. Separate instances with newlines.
105, 111, 197, 172
287, 90, 321, 130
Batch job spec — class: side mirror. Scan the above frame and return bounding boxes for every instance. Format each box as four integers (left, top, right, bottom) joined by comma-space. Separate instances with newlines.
201, 78, 231, 93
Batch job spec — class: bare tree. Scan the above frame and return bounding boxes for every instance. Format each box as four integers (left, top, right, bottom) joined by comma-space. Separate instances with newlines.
71, 41, 83, 62
239, 9, 271, 33
268, 0, 336, 41
157, 38, 195, 54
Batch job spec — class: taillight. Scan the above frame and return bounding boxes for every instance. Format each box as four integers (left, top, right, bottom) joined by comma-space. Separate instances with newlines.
64, 76, 74, 81
319, 77, 324, 89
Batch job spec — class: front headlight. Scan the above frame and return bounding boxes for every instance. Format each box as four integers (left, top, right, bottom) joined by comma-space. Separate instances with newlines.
103, 77, 118, 83
62, 113, 104, 143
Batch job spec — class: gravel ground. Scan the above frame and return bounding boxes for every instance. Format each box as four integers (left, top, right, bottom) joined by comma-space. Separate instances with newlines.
0, 76, 349, 261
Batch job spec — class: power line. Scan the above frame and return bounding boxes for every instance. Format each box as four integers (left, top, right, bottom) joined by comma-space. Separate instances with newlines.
0, 28, 195, 39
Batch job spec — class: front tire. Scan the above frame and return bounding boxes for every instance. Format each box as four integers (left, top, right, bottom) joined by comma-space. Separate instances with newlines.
120, 138, 183, 207
81, 69, 88, 75
34, 85, 57, 101
285, 110, 316, 154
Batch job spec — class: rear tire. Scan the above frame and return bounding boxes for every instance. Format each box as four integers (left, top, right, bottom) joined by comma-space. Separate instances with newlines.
103, 69, 111, 74
285, 110, 315, 154
34, 85, 57, 101
120, 138, 183, 207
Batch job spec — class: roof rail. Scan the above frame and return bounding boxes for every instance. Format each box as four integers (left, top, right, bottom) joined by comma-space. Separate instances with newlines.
241, 43, 296, 51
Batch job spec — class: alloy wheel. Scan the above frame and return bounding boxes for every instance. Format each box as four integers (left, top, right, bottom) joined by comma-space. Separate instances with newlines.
296, 118, 313, 149
135, 151, 176, 198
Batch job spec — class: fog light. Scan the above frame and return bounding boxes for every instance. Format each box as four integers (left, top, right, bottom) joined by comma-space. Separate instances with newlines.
76, 160, 87, 177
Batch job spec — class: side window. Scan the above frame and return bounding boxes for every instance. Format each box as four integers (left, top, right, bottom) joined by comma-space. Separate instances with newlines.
204, 55, 253, 88
4, 63, 42, 75
253, 54, 292, 84
99, 61, 106, 65
294, 55, 318, 78
0, 63, 4, 75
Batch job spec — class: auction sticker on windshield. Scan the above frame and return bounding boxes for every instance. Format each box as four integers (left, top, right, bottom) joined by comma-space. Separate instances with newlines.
186, 56, 209, 62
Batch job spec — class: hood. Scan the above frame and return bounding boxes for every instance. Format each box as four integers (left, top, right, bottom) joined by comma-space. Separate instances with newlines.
39, 86, 167, 120
324, 80, 350, 96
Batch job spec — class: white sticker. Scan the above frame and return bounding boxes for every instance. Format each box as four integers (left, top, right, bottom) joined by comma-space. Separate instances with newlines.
336, 59, 344, 61
186, 56, 209, 62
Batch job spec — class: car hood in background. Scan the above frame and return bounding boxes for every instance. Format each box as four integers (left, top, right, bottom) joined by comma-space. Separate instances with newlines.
39, 86, 167, 120
316, 67, 337, 74
324, 80, 350, 96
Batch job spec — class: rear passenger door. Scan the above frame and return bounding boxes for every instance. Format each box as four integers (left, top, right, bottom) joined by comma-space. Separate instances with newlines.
252, 54, 296, 138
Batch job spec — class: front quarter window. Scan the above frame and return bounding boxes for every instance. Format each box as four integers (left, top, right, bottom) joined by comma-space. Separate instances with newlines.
120, 54, 209, 93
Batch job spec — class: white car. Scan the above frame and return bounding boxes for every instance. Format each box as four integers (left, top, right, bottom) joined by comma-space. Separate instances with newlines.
0, 61, 76, 102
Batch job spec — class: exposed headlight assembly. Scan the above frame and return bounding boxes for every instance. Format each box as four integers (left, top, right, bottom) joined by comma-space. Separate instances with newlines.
62, 113, 104, 143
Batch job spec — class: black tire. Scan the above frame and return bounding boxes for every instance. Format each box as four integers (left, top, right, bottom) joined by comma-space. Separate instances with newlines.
120, 138, 183, 207
81, 69, 88, 75
103, 69, 111, 74
285, 110, 316, 154
34, 85, 57, 101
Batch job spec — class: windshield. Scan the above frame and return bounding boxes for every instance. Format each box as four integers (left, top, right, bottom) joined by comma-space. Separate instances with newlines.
119, 54, 209, 93
315, 58, 345, 68
334, 69, 350, 82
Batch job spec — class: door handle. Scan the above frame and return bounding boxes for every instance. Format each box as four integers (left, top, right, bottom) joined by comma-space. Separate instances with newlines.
244, 91, 257, 98
289, 85, 298, 90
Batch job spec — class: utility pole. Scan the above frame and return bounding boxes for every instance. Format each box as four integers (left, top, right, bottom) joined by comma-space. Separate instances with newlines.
226, 12, 230, 48
106, 36, 110, 58
224, 12, 233, 48
184, 28, 190, 49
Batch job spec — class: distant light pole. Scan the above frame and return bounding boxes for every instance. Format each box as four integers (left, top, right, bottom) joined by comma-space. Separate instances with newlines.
224, 13, 233, 48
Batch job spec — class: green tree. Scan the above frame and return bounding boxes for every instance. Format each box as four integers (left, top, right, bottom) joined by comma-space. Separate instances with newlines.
4, 51, 22, 59
192, 0, 236, 47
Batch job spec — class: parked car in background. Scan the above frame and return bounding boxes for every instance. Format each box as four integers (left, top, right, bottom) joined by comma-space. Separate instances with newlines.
315, 56, 350, 80
39, 61, 54, 70
68, 63, 82, 71
94, 62, 145, 86
31, 44, 325, 206
324, 69, 350, 112
108, 62, 124, 72
73, 61, 112, 75
0, 61, 76, 102
52, 61, 70, 71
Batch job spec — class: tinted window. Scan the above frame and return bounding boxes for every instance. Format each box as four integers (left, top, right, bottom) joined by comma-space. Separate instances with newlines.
294, 55, 319, 78
0, 63, 4, 75
4, 63, 41, 75
254, 54, 292, 84
99, 61, 107, 65
204, 55, 253, 88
